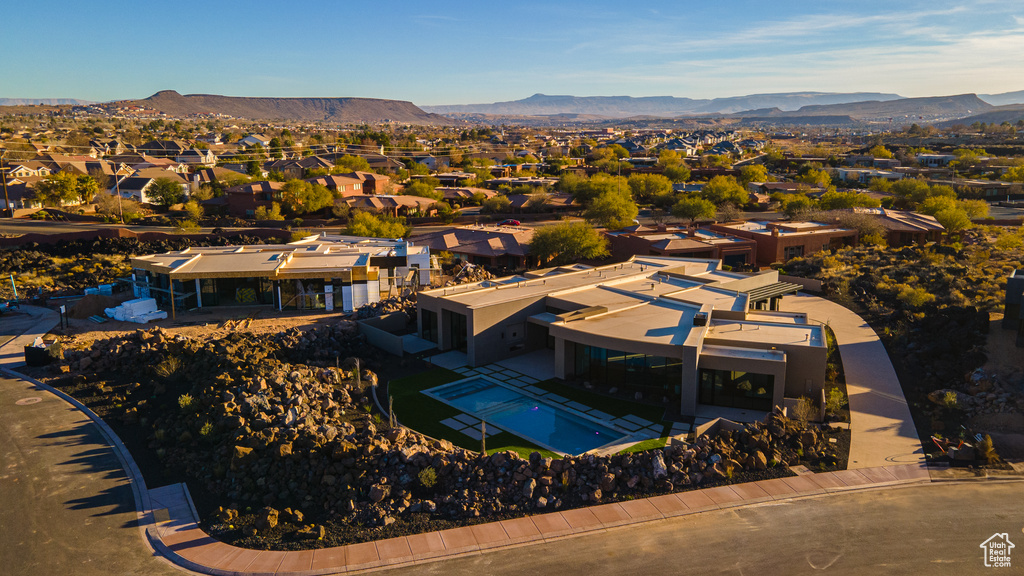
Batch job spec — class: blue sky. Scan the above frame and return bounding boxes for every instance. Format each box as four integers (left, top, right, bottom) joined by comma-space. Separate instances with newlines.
3, 0, 1023, 105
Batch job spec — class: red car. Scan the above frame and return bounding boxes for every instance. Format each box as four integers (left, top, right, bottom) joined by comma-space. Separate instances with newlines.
498, 219, 521, 226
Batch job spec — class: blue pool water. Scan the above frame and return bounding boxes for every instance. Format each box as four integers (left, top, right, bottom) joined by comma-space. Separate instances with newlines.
425, 377, 628, 455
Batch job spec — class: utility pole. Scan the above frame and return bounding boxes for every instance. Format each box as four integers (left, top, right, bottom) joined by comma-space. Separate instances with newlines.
113, 171, 124, 223
1, 150, 11, 218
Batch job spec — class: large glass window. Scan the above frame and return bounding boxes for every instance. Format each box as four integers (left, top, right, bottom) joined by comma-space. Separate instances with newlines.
421, 309, 438, 343
444, 310, 468, 352
571, 342, 680, 403
698, 369, 774, 411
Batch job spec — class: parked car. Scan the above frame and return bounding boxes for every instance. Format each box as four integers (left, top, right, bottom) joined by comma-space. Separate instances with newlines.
498, 219, 521, 226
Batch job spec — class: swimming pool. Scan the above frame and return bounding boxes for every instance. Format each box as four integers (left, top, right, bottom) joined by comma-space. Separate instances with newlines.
424, 376, 631, 455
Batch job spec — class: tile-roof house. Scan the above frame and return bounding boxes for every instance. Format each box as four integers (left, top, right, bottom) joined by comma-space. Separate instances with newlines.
338, 171, 391, 195
410, 224, 535, 269
175, 149, 216, 166
220, 180, 286, 217
304, 174, 364, 196
265, 156, 334, 179
137, 139, 188, 158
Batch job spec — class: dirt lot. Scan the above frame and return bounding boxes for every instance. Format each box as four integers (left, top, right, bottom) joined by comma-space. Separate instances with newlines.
50, 295, 355, 352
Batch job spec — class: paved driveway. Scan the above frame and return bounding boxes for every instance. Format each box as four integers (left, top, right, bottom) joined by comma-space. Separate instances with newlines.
782, 294, 925, 468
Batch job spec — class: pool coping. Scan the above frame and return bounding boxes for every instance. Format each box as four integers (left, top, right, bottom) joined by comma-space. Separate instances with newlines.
422, 374, 639, 456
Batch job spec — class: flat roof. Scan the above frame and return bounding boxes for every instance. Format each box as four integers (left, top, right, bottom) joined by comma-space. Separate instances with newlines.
705, 319, 824, 347
547, 298, 703, 348
700, 344, 786, 362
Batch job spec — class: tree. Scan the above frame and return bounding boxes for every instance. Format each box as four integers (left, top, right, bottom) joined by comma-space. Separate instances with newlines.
738, 164, 769, 186
662, 164, 691, 183
1002, 166, 1024, 182
627, 173, 672, 204
148, 177, 186, 208
94, 191, 142, 222
796, 167, 831, 189
700, 176, 747, 206
33, 172, 83, 206
869, 145, 894, 159
281, 179, 332, 214
332, 155, 371, 173
481, 195, 511, 214
183, 199, 204, 222
403, 181, 443, 201
890, 179, 932, 207
782, 195, 816, 219
671, 196, 716, 224
330, 198, 350, 219
959, 199, 989, 219
584, 189, 638, 229
867, 177, 893, 193
345, 211, 410, 238
528, 221, 609, 266
255, 202, 284, 220
818, 190, 881, 210
934, 207, 973, 238
571, 173, 627, 206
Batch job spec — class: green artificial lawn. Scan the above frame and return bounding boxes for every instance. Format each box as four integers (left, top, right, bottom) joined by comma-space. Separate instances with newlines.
387, 368, 558, 458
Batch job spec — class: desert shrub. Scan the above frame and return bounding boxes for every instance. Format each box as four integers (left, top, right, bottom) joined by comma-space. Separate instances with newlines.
825, 388, 845, 414
895, 284, 935, 308
942, 390, 959, 409
178, 393, 194, 410
793, 396, 817, 424
418, 466, 438, 489
155, 356, 182, 378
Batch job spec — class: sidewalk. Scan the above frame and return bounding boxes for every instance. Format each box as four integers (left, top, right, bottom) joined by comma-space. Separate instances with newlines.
0, 305, 59, 369
782, 294, 926, 468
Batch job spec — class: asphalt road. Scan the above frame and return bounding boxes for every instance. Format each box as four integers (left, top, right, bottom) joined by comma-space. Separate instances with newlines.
0, 374, 186, 576
388, 482, 1024, 576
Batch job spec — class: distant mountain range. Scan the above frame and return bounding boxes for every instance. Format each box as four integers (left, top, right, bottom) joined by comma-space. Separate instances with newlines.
0, 98, 93, 106
735, 94, 992, 119
423, 92, 905, 118
107, 90, 449, 124
979, 90, 1024, 106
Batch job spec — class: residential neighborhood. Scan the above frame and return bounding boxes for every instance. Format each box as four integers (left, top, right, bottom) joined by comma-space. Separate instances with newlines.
2, 2, 1024, 574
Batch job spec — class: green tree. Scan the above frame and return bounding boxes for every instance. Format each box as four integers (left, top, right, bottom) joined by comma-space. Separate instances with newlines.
958, 199, 989, 219
934, 207, 973, 238
33, 172, 82, 206
782, 194, 816, 219
627, 173, 672, 204
890, 179, 933, 207
662, 164, 691, 183
572, 173, 628, 206
738, 164, 769, 186
149, 177, 186, 207
345, 211, 410, 238
1001, 166, 1024, 182
254, 202, 284, 220
657, 149, 683, 168
481, 195, 511, 214
332, 155, 372, 173
528, 221, 609, 266
700, 176, 747, 206
867, 177, 893, 193
584, 189, 638, 229
403, 181, 443, 201
869, 145, 894, 159
183, 199, 204, 221
281, 179, 332, 214
671, 196, 716, 224
818, 190, 881, 210
796, 167, 831, 188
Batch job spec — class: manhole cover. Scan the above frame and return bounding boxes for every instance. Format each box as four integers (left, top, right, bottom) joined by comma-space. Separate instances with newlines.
15, 397, 42, 405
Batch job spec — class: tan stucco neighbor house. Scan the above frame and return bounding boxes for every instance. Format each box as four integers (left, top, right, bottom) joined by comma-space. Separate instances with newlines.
416, 256, 825, 418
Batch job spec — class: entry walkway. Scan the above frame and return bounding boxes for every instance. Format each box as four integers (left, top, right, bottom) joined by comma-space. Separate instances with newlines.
781, 294, 925, 468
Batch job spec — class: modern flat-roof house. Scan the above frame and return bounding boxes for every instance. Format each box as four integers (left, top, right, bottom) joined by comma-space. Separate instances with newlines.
605, 224, 756, 267
416, 256, 821, 417
131, 235, 433, 313
709, 221, 858, 266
